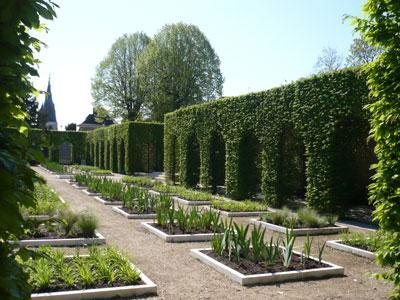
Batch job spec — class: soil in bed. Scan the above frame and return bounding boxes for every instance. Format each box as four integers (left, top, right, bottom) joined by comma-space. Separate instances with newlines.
121, 206, 155, 214
203, 250, 329, 275
150, 223, 222, 235
22, 225, 95, 240
34, 279, 145, 294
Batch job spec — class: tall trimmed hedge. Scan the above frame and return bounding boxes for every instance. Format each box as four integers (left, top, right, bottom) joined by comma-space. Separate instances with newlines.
28, 122, 163, 174
28, 129, 86, 164
86, 122, 163, 174
164, 68, 373, 212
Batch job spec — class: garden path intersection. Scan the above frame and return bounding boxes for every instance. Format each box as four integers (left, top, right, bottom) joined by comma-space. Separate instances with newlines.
33, 166, 391, 300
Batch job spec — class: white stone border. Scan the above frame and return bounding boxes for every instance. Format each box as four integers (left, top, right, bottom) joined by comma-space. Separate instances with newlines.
112, 206, 156, 219
72, 184, 86, 190
205, 207, 268, 217
142, 222, 221, 243
82, 189, 101, 196
172, 196, 211, 206
326, 240, 375, 259
93, 196, 123, 206
190, 248, 344, 286
250, 219, 348, 236
31, 259, 156, 299
57, 174, 73, 179
16, 231, 105, 247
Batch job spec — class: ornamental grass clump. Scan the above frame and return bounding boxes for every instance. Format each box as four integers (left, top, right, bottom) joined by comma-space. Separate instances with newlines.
260, 207, 338, 229
24, 246, 141, 293
42, 161, 68, 173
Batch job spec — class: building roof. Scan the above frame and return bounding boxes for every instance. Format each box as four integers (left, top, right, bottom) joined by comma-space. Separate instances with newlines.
79, 109, 115, 126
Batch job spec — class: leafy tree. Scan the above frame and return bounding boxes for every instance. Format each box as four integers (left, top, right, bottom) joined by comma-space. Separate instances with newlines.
314, 46, 343, 73
65, 123, 77, 131
346, 37, 382, 66
137, 23, 224, 121
91, 32, 150, 121
0, 0, 57, 298
350, 0, 400, 298
23, 96, 39, 128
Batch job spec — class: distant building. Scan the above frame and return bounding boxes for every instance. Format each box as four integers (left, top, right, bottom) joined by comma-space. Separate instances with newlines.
38, 78, 58, 130
78, 109, 115, 131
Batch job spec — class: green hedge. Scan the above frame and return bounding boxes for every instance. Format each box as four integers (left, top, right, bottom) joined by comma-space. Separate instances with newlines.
86, 122, 163, 174
28, 122, 163, 174
164, 68, 373, 212
28, 129, 86, 164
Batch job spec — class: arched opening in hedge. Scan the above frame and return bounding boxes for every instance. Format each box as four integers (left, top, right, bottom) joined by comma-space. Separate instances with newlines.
99, 141, 105, 169
105, 141, 111, 170
112, 139, 118, 172
90, 143, 95, 166
331, 118, 375, 208
42, 147, 49, 159
210, 132, 226, 193
238, 133, 262, 198
85, 143, 91, 165
59, 142, 73, 165
277, 125, 306, 206
118, 140, 126, 174
185, 134, 200, 187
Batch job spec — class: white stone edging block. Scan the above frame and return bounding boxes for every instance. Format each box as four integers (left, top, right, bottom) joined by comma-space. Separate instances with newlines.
16, 231, 105, 247
172, 196, 211, 206
112, 206, 156, 219
93, 196, 123, 206
142, 222, 221, 243
190, 248, 344, 286
250, 219, 348, 236
82, 189, 101, 196
326, 240, 375, 259
205, 207, 268, 217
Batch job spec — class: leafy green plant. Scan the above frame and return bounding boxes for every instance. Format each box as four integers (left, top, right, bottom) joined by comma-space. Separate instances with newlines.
251, 224, 266, 263
317, 241, 326, 264
303, 234, 313, 259
264, 237, 280, 266
340, 231, 380, 252
282, 228, 296, 268
122, 176, 157, 188
42, 161, 68, 174
297, 207, 325, 228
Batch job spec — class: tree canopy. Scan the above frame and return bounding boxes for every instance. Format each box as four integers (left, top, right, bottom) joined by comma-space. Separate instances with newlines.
137, 23, 224, 121
346, 37, 382, 66
314, 46, 343, 73
351, 0, 400, 298
91, 32, 150, 121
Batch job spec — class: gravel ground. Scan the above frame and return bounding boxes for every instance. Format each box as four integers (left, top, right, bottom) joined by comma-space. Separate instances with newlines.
34, 167, 392, 300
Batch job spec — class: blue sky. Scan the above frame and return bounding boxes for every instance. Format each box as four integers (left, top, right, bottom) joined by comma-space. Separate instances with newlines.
33, 0, 364, 129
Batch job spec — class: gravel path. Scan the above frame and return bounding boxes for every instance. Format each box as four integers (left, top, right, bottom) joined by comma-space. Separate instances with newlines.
35, 167, 391, 300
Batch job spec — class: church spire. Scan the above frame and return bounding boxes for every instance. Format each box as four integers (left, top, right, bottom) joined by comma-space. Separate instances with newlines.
38, 76, 58, 130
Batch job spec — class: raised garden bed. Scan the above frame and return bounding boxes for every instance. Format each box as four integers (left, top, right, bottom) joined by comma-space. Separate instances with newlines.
16, 230, 105, 247
250, 219, 348, 236
27, 247, 157, 299
207, 199, 269, 217
57, 174, 74, 179
93, 196, 123, 206
112, 206, 156, 219
72, 183, 86, 190
326, 240, 375, 259
172, 196, 211, 206
142, 222, 221, 242
190, 248, 344, 286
